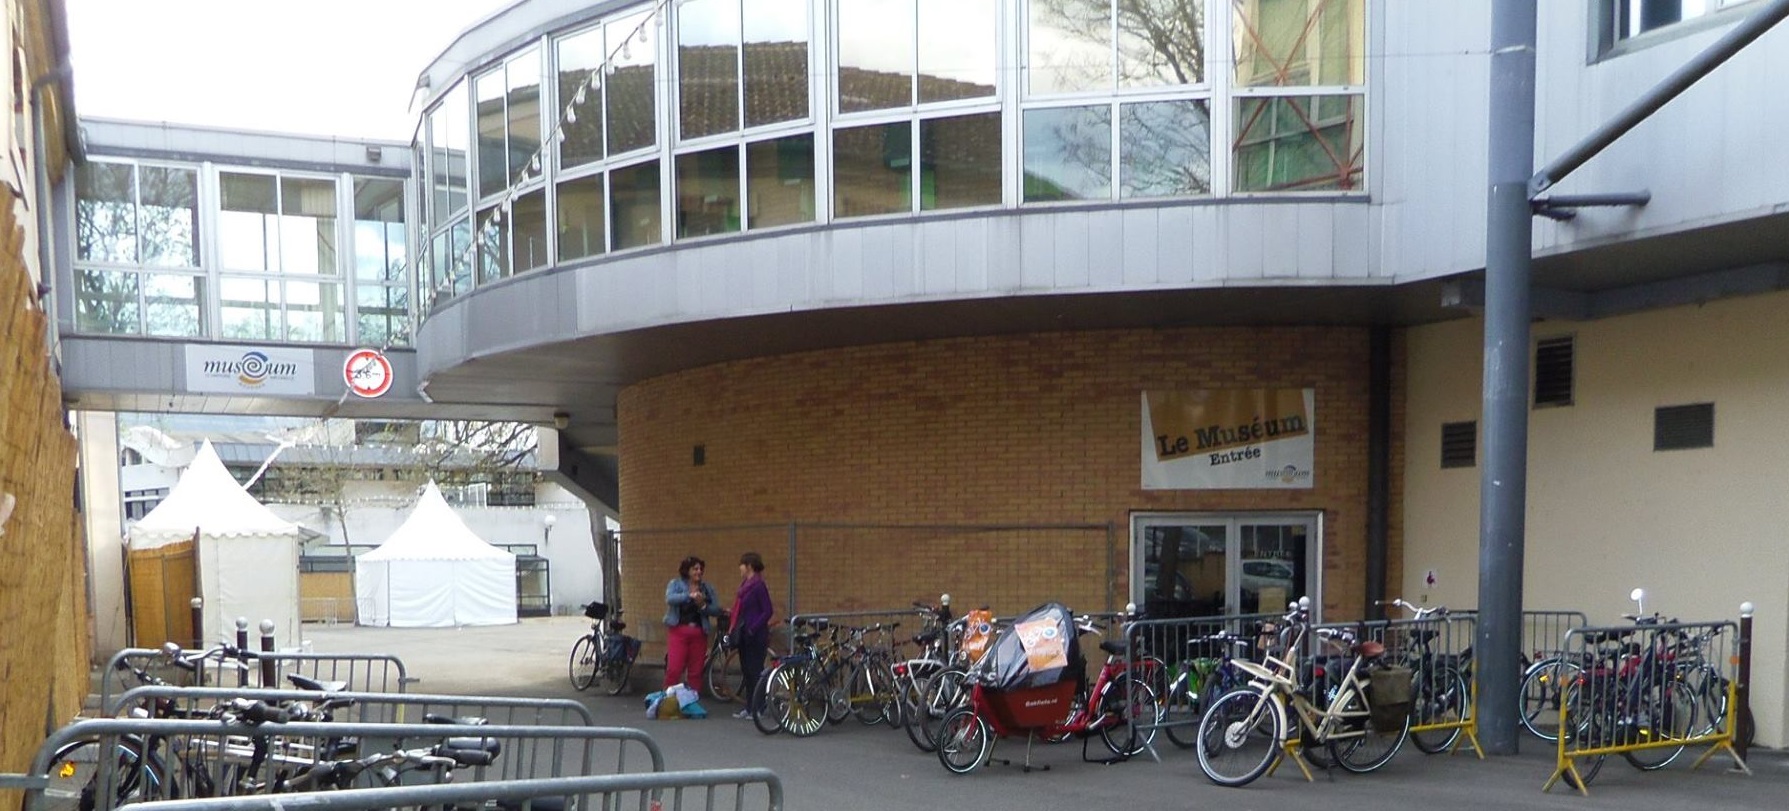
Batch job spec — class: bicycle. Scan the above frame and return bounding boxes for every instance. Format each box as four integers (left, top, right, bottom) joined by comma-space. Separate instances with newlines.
569, 601, 640, 696
1561, 615, 1700, 787
1193, 597, 1412, 786
752, 619, 859, 737
935, 604, 1164, 774
1159, 630, 1254, 749
1378, 598, 1473, 754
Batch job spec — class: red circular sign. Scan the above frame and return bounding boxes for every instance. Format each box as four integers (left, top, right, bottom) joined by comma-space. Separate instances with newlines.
344, 349, 394, 398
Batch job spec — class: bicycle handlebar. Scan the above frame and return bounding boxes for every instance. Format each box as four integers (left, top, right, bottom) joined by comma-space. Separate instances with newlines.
1377, 597, 1448, 619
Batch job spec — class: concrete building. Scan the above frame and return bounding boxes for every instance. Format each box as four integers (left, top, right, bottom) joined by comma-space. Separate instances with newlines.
50, 0, 1789, 747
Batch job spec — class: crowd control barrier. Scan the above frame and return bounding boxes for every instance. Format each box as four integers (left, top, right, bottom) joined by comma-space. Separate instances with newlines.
113, 769, 784, 811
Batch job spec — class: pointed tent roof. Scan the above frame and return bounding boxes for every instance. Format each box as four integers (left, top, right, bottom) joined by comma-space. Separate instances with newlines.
361, 481, 514, 562
131, 440, 304, 548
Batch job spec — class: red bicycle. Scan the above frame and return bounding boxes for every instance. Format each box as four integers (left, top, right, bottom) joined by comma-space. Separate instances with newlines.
935, 602, 1164, 773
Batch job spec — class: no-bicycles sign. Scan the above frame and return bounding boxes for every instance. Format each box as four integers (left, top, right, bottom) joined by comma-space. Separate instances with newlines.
343, 348, 394, 398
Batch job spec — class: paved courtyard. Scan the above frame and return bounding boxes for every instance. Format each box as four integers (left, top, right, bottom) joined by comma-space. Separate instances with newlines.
301, 617, 1786, 811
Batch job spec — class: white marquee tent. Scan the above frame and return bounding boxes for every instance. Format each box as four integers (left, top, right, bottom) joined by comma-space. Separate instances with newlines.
355, 482, 517, 627
129, 440, 306, 646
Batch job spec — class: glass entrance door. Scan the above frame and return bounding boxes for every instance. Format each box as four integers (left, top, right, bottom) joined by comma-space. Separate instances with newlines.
1132, 513, 1320, 619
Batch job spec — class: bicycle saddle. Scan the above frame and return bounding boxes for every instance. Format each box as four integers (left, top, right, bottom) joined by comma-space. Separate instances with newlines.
1355, 640, 1386, 659
1099, 639, 1129, 657
1582, 630, 1634, 645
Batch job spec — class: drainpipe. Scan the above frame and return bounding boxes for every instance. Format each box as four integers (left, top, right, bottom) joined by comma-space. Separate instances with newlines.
30, 0, 84, 364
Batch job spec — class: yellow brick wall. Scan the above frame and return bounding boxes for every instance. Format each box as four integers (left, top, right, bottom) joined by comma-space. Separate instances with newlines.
616, 326, 1405, 642
0, 186, 88, 804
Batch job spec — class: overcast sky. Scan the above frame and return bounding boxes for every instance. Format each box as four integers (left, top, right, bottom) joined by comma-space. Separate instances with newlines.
66, 0, 514, 142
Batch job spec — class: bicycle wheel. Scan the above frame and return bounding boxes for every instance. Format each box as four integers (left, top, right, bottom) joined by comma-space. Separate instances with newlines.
751, 669, 785, 736
1098, 675, 1163, 758
1329, 682, 1409, 773
935, 707, 992, 774
1410, 665, 1469, 754
1161, 668, 1207, 750
1519, 659, 1582, 742
604, 650, 634, 696
1622, 680, 1696, 771
850, 661, 896, 725
708, 645, 740, 703
907, 669, 969, 753
47, 738, 166, 811
568, 636, 599, 692
1195, 687, 1282, 787
783, 664, 830, 737
823, 665, 852, 726
1568, 712, 1608, 788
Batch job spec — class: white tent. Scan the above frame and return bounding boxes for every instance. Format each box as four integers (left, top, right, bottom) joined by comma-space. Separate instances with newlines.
129, 440, 306, 646
355, 482, 517, 627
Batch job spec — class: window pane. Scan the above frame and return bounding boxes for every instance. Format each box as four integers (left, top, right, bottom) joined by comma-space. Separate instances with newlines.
679, 0, 741, 139
1028, 0, 1112, 95
75, 161, 137, 263
1234, 94, 1363, 191
1233, 0, 1364, 87
436, 82, 470, 216
280, 177, 337, 275
607, 12, 659, 155
833, 122, 911, 217
285, 280, 344, 343
476, 69, 508, 199
477, 209, 508, 283
451, 218, 474, 295
1118, 0, 1207, 87
556, 27, 606, 169
512, 189, 549, 272
429, 231, 450, 310
1023, 105, 1111, 202
743, 0, 810, 127
838, 0, 915, 113
220, 173, 278, 272
220, 276, 279, 340
610, 161, 663, 249
357, 284, 411, 347
557, 175, 607, 261
746, 133, 815, 228
1120, 99, 1211, 198
353, 179, 407, 282
508, 49, 542, 180
676, 146, 742, 238
921, 113, 1001, 210
75, 268, 139, 333
139, 166, 199, 267
143, 273, 202, 337
918, 0, 996, 102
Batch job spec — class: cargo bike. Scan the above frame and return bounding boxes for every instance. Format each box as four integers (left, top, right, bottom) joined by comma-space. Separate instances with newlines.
934, 603, 1164, 774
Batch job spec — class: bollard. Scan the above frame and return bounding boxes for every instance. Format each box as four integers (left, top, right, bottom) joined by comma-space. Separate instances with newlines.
1735, 602, 1753, 765
260, 619, 277, 689
235, 617, 250, 687
189, 597, 204, 650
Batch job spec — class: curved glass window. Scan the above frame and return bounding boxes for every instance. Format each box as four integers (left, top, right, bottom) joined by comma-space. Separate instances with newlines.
557, 27, 607, 170
431, 82, 470, 219
1234, 93, 1361, 191
608, 11, 659, 155
918, 0, 997, 102
1118, 0, 1207, 87
558, 174, 608, 261
477, 70, 507, 199
1023, 105, 1111, 202
1120, 99, 1210, 197
679, 0, 742, 139
837, 0, 915, 113
676, 146, 742, 237
746, 134, 815, 227
743, 0, 810, 127
834, 122, 911, 216
1028, 0, 1207, 94
513, 190, 550, 272
920, 113, 1001, 210
610, 161, 663, 248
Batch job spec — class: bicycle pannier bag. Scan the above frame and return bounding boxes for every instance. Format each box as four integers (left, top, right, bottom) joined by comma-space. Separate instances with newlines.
1368, 665, 1414, 732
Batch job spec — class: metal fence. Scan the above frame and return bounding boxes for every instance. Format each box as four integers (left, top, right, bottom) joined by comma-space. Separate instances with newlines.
24, 719, 666, 811
1121, 611, 1280, 749
98, 648, 410, 714
1543, 618, 1750, 794
105, 686, 594, 727
108, 770, 784, 811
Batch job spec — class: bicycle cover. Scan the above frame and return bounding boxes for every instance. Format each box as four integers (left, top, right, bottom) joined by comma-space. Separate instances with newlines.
987, 602, 1079, 690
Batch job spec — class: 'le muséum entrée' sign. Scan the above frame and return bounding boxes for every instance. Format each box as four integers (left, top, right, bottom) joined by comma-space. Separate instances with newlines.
1141, 389, 1315, 489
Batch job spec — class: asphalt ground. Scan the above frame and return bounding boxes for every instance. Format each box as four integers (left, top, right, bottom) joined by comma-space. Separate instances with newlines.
297, 617, 1786, 811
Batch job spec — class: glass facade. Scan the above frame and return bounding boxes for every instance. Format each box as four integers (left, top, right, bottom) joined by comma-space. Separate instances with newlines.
72, 158, 409, 345
66, 0, 1378, 333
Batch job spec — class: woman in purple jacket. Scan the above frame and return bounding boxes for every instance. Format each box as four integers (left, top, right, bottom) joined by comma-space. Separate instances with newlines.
727, 551, 774, 719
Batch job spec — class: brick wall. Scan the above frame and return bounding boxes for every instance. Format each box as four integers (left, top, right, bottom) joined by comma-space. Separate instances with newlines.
617, 325, 1405, 643
0, 186, 88, 805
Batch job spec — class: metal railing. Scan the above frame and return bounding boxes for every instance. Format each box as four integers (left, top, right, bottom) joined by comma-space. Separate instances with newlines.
24, 719, 666, 811
99, 648, 410, 713
108, 770, 784, 811
1543, 617, 1751, 794
106, 686, 594, 727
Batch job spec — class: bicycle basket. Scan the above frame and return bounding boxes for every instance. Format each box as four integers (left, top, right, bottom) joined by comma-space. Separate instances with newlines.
584, 601, 609, 620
